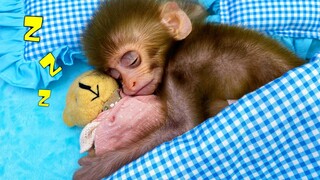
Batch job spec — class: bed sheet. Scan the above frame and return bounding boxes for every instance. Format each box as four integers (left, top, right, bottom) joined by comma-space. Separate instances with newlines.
1, 0, 320, 179
0, 61, 91, 179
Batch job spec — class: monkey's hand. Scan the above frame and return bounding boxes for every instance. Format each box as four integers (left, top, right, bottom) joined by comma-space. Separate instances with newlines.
74, 148, 139, 180
73, 124, 185, 180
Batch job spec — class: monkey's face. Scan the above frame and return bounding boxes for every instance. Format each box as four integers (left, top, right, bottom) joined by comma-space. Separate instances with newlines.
106, 50, 164, 96
102, 2, 194, 96
83, 0, 193, 96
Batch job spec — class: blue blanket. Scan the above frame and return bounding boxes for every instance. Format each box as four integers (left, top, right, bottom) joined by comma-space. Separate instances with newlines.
0, 0, 319, 179
108, 55, 320, 179
0, 62, 92, 179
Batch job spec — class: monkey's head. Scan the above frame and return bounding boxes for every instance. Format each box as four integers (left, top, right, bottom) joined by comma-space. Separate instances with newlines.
82, 0, 204, 95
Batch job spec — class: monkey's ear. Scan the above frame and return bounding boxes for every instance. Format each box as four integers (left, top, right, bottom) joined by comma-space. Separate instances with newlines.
160, 2, 192, 40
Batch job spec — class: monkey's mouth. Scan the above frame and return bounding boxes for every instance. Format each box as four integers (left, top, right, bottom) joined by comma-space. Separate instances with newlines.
136, 79, 157, 95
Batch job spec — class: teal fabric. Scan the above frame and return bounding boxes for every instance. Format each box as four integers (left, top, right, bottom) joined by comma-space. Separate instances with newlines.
272, 37, 320, 60
0, 0, 320, 179
200, 0, 221, 22
0, 0, 90, 89
0, 61, 92, 179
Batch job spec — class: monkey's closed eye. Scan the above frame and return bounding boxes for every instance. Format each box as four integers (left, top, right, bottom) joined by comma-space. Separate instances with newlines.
120, 51, 141, 68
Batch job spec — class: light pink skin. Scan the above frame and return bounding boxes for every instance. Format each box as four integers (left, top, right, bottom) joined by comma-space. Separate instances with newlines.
93, 95, 164, 155
111, 67, 163, 96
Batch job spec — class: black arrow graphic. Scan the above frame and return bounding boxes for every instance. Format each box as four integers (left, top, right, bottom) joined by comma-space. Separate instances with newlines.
78, 82, 100, 101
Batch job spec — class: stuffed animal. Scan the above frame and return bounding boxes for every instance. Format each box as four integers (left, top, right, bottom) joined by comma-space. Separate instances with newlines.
63, 70, 165, 156
63, 70, 121, 127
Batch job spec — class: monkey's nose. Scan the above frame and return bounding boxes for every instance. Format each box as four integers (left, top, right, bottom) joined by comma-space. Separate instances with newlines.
131, 81, 136, 88
124, 80, 137, 91
122, 80, 138, 96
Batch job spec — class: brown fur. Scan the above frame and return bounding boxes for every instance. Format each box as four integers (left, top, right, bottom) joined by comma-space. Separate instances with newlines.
75, 0, 305, 179
82, 0, 206, 72
162, 24, 304, 122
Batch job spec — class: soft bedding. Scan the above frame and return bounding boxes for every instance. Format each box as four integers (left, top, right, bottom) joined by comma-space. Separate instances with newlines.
107, 54, 320, 179
0, 0, 319, 179
0, 61, 92, 179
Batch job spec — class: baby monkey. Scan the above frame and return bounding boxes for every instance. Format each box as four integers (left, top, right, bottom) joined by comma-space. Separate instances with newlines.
75, 0, 305, 179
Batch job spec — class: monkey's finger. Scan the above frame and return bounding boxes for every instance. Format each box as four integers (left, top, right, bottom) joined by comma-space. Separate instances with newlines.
74, 159, 113, 180
73, 168, 86, 180
78, 156, 95, 166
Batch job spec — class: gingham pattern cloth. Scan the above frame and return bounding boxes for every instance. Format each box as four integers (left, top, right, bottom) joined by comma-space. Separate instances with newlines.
107, 57, 320, 179
220, 0, 320, 39
23, 0, 320, 62
24, 0, 101, 61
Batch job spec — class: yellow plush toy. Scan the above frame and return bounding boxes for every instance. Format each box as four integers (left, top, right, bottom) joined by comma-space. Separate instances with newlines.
63, 70, 121, 127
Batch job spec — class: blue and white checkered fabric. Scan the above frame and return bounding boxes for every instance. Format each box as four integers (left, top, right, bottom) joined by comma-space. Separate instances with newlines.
23, 0, 320, 61
220, 0, 320, 39
24, 0, 101, 61
107, 58, 320, 179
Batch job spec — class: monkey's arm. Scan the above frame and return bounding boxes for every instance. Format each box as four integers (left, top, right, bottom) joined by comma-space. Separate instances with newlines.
73, 124, 184, 180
